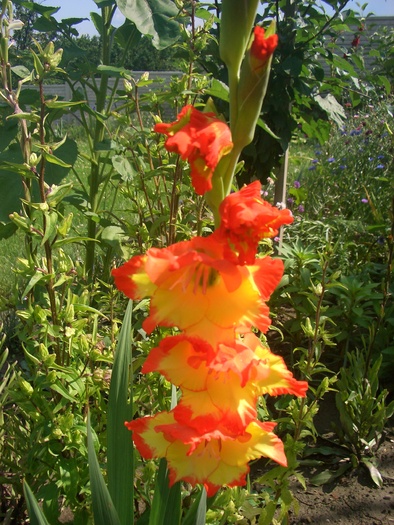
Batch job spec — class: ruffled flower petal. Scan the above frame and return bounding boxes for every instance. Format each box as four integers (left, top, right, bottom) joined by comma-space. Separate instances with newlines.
126, 413, 286, 497
112, 236, 283, 336
154, 105, 233, 195
217, 180, 293, 264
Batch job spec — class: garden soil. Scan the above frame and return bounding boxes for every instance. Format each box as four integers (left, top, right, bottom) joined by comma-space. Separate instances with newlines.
287, 431, 394, 525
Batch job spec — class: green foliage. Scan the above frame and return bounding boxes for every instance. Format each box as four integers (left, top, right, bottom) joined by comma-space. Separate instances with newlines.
116, 0, 181, 50
334, 351, 394, 485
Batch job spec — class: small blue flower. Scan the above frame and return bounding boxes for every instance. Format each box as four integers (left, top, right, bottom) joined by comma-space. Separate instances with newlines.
339, 165, 347, 170
293, 181, 301, 189
308, 165, 316, 171
377, 155, 384, 160
376, 164, 384, 169
328, 157, 335, 163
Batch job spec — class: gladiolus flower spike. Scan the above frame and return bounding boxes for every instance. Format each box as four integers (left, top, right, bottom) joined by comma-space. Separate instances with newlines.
113, 169, 306, 495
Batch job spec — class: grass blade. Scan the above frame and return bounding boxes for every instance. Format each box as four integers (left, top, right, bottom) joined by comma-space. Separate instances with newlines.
87, 411, 121, 525
107, 299, 135, 525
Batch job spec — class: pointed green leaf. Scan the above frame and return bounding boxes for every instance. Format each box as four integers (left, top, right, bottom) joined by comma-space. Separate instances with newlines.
87, 412, 122, 525
362, 459, 383, 488
23, 481, 50, 525
107, 300, 135, 525
195, 487, 207, 525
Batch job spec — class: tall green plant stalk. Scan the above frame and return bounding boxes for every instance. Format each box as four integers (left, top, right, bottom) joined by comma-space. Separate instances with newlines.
293, 252, 331, 443
0, 1, 34, 259
85, 5, 115, 282
37, 80, 61, 359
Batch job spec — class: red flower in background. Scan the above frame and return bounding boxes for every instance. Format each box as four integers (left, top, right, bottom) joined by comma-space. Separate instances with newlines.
154, 105, 233, 195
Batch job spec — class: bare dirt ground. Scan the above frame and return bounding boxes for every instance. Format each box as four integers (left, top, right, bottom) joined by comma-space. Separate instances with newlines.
287, 430, 394, 525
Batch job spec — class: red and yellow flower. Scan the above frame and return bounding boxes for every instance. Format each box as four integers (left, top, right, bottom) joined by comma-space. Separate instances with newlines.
216, 180, 293, 264
113, 180, 305, 496
112, 234, 284, 338
154, 105, 233, 195
126, 412, 286, 496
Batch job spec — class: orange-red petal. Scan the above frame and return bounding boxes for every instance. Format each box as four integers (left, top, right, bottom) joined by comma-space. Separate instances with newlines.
154, 105, 233, 195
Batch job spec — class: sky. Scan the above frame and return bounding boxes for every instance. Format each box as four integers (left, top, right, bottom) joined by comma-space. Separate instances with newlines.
48, 0, 394, 36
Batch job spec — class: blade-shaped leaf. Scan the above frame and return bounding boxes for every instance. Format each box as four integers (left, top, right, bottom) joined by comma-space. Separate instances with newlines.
115, 0, 180, 49
107, 299, 135, 525
23, 481, 50, 525
149, 458, 181, 525
87, 412, 122, 525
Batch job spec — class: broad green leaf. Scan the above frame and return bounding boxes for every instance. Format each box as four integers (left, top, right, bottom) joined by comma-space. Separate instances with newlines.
195, 487, 207, 525
377, 75, 391, 95
313, 94, 346, 127
22, 272, 47, 299
101, 225, 127, 250
87, 412, 122, 525
23, 481, 50, 525
91, 12, 104, 35
182, 488, 206, 525
15, 1, 60, 17
205, 79, 229, 102
7, 112, 40, 122
95, 0, 116, 6
115, 19, 141, 49
116, 0, 180, 50
258, 500, 277, 525
310, 463, 350, 486
107, 300, 134, 525
112, 155, 137, 182
11, 65, 31, 79
257, 118, 280, 140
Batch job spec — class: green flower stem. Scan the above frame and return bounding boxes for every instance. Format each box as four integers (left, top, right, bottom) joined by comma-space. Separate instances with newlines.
205, 143, 243, 227
38, 80, 61, 362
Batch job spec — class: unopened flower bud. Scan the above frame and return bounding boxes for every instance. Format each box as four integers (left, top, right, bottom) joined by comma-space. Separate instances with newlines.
29, 152, 39, 167
9, 20, 24, 31
233, 21, 278, 149
124, 79, 133, 93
